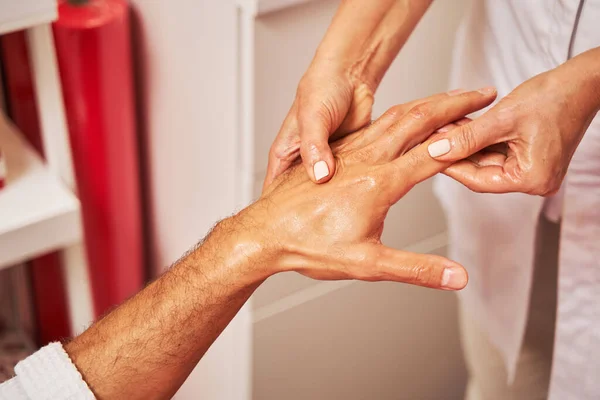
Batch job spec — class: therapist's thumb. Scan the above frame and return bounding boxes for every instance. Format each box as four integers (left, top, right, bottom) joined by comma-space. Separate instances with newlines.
426, 88, 502, 161
299, 117, 336, 183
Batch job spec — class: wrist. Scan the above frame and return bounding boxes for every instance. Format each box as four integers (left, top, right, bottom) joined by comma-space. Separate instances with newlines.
194, 209, 281, 287
311, 45, 380, 93
555, 47, 600, 113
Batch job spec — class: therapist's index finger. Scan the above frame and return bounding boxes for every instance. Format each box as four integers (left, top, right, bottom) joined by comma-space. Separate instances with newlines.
427, 88, 505, 161
384, 137, 453, 203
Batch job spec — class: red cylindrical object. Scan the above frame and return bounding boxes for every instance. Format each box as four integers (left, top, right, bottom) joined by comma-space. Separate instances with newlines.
53, 0, 144, 316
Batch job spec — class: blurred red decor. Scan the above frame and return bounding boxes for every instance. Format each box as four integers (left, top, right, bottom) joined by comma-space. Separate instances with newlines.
53, 0, 144, 316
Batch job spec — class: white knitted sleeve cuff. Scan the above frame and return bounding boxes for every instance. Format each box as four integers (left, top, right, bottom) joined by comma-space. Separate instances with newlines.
10, 342, 95, 400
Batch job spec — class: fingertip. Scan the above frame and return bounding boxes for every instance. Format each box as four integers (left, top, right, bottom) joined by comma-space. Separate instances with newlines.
301, 142, 336, 183
427, 138, 451, 158
313, 160, 331, 182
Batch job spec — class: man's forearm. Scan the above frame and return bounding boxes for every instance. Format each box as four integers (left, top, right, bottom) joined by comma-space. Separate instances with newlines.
314, 0, 432, 90
64, 217, 268, 400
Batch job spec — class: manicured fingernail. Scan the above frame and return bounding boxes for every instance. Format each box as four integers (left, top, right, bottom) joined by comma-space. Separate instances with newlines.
448, 88, 466, 96
442, 267, 467, 289
428, 139, 451, 158
313, 160, 329, 181
477, 86, 496, 95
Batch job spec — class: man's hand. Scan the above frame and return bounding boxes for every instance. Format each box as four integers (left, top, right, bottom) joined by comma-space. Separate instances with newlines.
426, 47, 600, 195
264, 0, 433, 187
251, 87, 497, 289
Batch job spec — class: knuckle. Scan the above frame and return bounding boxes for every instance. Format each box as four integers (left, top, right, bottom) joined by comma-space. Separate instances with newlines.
454, 124, 478, 156
384, 104, 405, 119
368, 248, 391, 282
408, 103, 432, 120
300, 140, 319, 154
271, 138, 300, 161
409, 263, 434, 286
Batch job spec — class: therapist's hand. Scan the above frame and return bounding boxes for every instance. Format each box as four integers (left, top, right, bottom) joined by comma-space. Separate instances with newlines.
427, 47, 600, 195
253, 88, 496, 288
264, 0, 434, 188
264, 62, 374, 188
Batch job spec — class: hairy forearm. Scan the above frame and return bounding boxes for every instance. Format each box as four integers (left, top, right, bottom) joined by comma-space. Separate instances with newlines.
314, 0, 432, 89
64, 217, 267, 400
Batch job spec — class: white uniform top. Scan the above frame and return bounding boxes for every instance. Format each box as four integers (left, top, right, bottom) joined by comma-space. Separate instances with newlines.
435, 1, 600, 399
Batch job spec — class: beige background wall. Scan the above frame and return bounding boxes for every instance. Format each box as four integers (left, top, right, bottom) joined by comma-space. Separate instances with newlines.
252, 1, 470, 399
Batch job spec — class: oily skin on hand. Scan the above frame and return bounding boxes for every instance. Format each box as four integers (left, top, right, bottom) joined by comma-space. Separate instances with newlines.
253, 88, 496, 285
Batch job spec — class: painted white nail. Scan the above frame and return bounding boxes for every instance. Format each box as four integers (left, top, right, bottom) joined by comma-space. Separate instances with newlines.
428, 139, 451, 158
313, 160, 329, 181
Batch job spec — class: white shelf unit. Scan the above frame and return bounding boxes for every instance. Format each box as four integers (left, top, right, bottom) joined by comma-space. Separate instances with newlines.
0, 1, 94, 335
0, 0, 56, 36
0, 115, 81, 269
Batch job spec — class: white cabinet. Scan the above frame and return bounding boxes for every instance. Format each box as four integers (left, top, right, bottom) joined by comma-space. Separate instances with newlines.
0, 115, 81, 269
